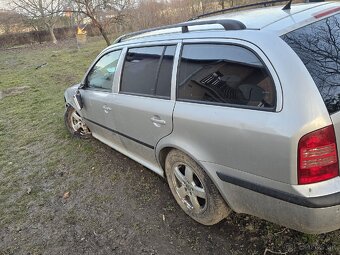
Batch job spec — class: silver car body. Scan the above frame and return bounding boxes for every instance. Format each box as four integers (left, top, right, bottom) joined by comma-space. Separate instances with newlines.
65, 2, 340, 233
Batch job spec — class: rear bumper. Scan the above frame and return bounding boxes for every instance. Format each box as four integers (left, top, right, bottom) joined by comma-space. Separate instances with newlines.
214, 171, 340, 234
217, 172, 340, 208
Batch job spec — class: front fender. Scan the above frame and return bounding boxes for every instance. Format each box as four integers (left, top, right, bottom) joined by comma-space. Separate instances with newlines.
64, 84, 81, 113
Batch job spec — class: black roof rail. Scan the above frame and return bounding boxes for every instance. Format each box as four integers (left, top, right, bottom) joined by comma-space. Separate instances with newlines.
114, 19, 246, 44
190, 0, 292, 20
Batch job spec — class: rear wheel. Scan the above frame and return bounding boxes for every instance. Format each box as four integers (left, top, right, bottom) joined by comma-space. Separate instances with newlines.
64, 105, 91, 138
165, 150, 230, 225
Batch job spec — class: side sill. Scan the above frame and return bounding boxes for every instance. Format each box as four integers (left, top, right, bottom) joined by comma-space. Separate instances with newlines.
92, 132, 164, 177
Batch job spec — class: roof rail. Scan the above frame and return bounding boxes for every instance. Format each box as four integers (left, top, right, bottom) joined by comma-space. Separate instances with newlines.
114, 19, 246, 44
190, 0, 292, 20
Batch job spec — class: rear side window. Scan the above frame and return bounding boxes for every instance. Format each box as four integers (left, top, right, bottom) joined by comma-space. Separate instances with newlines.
120, 45, 176, 98
177, 44, 276, 109
282, 13, 340, 114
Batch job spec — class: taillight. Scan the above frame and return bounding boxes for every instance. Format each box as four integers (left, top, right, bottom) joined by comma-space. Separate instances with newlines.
298, 125, 339, 185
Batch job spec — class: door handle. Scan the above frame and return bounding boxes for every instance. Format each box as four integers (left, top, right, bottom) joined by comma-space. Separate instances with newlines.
102, 105, 112, 113
150, 116, 166, 126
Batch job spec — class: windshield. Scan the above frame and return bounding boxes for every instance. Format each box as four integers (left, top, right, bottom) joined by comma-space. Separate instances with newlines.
282, 13, 340, 114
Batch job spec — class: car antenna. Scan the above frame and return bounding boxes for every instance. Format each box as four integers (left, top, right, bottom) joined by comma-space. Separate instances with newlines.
282, 0, 293, 10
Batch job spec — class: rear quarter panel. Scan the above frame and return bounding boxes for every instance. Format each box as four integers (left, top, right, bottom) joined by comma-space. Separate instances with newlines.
157, 35, 332, 186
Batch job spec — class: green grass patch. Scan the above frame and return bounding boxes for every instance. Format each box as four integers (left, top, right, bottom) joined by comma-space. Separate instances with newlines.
0, 38, 106, 228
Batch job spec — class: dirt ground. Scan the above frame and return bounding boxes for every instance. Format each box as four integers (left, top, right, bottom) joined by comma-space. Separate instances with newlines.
1, 38, 340, 255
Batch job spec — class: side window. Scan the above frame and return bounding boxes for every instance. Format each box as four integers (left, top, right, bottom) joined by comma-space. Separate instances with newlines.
177, 44, 276, 108
120, 45, 176, 98
87, 50, 122, 91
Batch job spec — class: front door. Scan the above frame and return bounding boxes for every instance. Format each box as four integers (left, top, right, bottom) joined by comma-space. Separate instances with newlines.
80, 49, 122, 144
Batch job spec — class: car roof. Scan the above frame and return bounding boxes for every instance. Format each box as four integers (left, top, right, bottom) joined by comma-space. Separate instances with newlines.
111, 1, 339, 47
198, 2, 330, 30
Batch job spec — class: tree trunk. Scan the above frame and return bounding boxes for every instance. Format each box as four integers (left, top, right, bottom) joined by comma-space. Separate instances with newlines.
48, 25, 57, 44
90, 17, 111, 46
220, 0, 225, 9
96, 23, 110, 46
200, 1, 205, 14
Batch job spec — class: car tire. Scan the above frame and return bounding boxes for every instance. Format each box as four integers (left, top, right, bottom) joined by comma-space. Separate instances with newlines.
64, 105, 91, 139
165, 149, 231, 225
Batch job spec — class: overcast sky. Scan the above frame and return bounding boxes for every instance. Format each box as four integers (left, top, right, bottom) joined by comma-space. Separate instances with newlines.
0, 0, 11, 10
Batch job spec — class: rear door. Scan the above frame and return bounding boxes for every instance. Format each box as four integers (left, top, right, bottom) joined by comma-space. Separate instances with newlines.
107, 42, 180, 172
172, 40, 283, 181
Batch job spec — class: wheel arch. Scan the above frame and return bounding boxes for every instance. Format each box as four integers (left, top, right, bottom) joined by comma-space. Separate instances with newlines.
156, 143, 222, 187
157, 143, 213, 179
156, 143, 204, 176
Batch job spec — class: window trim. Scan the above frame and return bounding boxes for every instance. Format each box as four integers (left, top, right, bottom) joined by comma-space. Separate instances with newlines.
119, 44, 178, 100
116, 91, 171, 100
176, 41, 278, 112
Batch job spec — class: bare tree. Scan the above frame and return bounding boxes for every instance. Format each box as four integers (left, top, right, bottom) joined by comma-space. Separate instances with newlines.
0, 10, 26, 34
12, 0, 62, 44
72, 0, 133, 46
130, 0, 170, 30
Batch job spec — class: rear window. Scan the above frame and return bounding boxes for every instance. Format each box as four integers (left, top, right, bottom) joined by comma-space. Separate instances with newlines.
282, 13, 340, 114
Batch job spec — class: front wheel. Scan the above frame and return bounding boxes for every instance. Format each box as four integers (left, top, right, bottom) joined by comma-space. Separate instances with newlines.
64, 105, 91, 138
165, 150, 231, 225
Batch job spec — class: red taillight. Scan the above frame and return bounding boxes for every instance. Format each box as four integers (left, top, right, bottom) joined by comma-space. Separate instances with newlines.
298, 125, 339, 185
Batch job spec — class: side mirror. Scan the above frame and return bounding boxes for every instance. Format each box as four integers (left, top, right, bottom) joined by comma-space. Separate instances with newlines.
78, 81, 86, 89
73, 90, 84, 110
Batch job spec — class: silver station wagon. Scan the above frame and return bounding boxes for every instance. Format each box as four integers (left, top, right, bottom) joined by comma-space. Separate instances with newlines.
64, 1, 340, 234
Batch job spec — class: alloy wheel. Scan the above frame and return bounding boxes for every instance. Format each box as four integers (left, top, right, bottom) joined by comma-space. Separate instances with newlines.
171, 163, 207, 213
